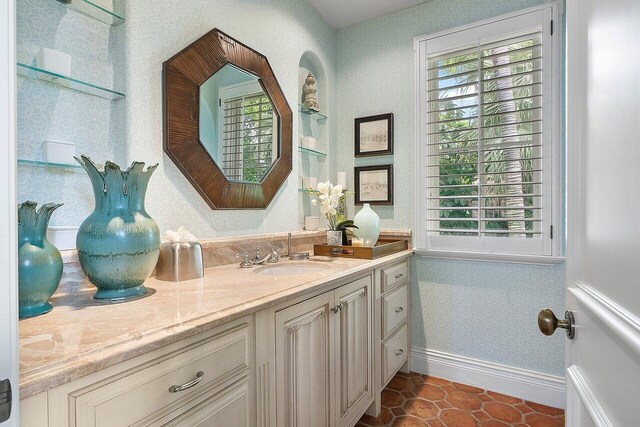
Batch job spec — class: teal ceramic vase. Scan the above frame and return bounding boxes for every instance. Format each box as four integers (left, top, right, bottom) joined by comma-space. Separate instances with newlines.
18, 201, 63, 318
75, 155, 160, 300
353, 203, 380, 247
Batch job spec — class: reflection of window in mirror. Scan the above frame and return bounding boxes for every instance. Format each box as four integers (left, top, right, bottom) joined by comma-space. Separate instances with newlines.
219, 81, 277, 182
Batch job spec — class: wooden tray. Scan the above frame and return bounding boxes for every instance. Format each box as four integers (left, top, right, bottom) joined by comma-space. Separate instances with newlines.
313, 239, 408, 259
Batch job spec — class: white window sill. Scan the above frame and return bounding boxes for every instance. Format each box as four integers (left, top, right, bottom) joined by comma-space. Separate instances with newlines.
413, 249, 565, 266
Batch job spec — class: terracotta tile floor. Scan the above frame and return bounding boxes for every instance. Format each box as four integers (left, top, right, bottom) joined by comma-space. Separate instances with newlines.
357, 372, 565, 427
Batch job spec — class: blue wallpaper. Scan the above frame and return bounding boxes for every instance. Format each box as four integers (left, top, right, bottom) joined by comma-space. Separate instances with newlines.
335, 0, 565, 377
17, 0, 338, 235
122, 0, 337, 237
16, 0, 126, 226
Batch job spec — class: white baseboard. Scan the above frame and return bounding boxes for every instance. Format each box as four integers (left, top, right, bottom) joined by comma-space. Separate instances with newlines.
409, 348, 565, 409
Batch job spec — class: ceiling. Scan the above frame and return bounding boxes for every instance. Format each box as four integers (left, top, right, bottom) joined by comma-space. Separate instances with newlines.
306, 0, 430, 30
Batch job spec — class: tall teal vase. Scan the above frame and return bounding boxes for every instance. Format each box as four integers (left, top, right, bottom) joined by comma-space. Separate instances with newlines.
76, 155, 160, 301
18, 201, 63, 318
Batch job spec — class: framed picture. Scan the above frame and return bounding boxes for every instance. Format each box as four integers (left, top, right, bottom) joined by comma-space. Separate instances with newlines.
354, 165, 393, 205
354, 113, 394, 157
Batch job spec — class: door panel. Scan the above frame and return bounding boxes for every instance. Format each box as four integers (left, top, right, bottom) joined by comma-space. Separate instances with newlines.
275, 293, 333, 427
0, 0, 18, 424
334, 276, 372, 427
565, 0, 640, 424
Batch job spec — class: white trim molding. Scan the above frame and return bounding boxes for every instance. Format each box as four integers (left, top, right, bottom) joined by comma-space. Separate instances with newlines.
413, 249, 565, 266
569, 281, 640, 357
566, 365, 612, 427
409, 348, 565, 408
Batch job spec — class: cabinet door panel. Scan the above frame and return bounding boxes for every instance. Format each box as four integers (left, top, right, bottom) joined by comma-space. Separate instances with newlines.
275, 293, 333, 427
334, 276, 373, 427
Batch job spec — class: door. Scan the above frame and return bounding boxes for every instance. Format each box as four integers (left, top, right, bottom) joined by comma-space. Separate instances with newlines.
334, 276, 372, 427
275, 292, 334, 427
561, 0, 640, 425
0, 0, 19, 425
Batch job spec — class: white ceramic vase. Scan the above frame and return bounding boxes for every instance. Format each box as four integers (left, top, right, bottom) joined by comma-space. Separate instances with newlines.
353, 203, 380, 247
326, 230, 342, 246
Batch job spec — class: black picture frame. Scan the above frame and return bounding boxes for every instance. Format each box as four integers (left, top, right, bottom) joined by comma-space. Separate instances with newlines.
354, 165, 394, 205
354, 113, 394, 157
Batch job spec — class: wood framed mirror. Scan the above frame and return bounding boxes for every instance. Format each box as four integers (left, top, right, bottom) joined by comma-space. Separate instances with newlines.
163, 29, 292, 209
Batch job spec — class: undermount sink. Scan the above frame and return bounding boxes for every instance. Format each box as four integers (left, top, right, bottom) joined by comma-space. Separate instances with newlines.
253, 263, 331, 276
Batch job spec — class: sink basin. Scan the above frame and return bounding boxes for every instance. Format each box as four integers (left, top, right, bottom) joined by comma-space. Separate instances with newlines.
253, 263, 331, 276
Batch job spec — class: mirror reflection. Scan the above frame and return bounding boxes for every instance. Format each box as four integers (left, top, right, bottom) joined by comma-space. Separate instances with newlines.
199, 64, 279, 183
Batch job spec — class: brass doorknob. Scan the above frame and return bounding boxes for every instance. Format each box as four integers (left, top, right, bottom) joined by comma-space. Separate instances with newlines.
538, 308, 575, 339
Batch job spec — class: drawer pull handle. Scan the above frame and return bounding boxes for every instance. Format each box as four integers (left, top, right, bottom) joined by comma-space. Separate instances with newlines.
395, 307, 404, 313
395, 273, 404, 279
395, 349, 404, 356
169, 371, 205, 393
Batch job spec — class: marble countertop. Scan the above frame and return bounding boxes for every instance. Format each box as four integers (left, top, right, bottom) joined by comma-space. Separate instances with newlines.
19, 250, 413, 398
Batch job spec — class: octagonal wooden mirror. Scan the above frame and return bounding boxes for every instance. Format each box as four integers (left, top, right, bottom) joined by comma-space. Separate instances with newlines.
163, 29, 292, 209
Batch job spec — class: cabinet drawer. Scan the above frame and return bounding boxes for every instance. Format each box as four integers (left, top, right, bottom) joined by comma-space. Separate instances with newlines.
73, 323, 251, 427
381, 261, 408, 293
382, 324, 408, 386
145, 377, 251, 427
382, 285, 407, 338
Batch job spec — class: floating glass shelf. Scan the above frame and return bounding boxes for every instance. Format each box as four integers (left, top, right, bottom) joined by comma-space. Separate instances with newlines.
18, 159, 84, 171
57, 0, 125, 27
17, 63, 125, 101
298, 105, 327, 122
298, 146, 327, 158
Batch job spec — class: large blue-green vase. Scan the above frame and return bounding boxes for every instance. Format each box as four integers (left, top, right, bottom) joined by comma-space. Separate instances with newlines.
75, 155, 160, 300
18, 201, 63, 318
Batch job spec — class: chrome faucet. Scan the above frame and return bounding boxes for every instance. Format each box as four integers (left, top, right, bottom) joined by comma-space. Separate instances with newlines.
236, 252, 253, 268
252, 247, 280, 265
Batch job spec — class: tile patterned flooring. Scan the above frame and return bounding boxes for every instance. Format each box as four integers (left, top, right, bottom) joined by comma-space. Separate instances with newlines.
357, 372, 565, 427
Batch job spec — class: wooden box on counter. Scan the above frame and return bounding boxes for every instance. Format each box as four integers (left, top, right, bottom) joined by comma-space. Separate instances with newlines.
313, 239, 408, 259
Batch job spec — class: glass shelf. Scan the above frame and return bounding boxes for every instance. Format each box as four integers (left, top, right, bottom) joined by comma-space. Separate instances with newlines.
17, 63, 125, 101
298, 146, 327, 158
298, 105, 327, 122
57, 0, 125, 27
18, 159, 84, 171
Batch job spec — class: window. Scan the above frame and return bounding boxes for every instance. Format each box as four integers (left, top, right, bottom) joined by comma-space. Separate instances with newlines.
220, 84, 277, 182
415, 5, 561, 259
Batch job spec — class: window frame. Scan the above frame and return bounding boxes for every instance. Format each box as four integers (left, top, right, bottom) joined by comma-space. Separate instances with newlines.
414, 3, 563, 263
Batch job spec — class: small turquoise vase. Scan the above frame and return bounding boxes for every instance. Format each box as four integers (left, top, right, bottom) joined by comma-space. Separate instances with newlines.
353, 203, 381, 247
76, 155, 160, 301
18, 201, 63, 318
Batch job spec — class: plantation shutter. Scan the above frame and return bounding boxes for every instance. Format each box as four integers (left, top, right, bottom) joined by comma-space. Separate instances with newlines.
418, 7, 558, 256
222, 92, 274, 182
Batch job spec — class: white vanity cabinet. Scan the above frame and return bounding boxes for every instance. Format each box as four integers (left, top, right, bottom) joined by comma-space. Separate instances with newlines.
22, 317, 255, 427
20, 253, 412, 427
271, 274, 373, 427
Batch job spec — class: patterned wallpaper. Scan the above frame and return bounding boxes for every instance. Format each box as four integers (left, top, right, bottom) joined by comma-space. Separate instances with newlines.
335, 0, 566, 377
122, 0, 337, 238
16, 0, 126, 226
17, 0, 337, 235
